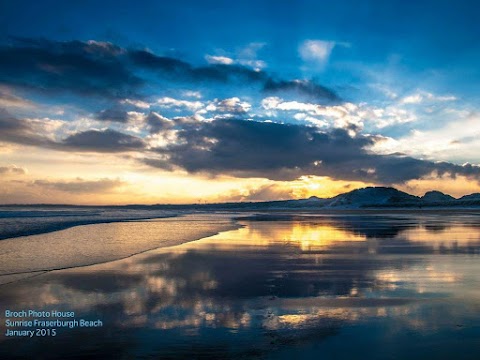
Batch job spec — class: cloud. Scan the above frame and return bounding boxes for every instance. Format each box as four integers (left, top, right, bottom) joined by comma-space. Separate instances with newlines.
205, 54, 266, 70
261, 97, 360, 130
120, 98, 151, 109
263, 79, 340, 103
0, 108, 58, 147
238, 59, 266, 70
128, 49, 338, 103
139, 96, 252, 120
205, 55, 235, 65
299, 40, 335, 64
224, 183, 298, 202
145, 118, 480, 184
0, 164, 27, 175
0, 37, 341, 116
205, 43, 267, 70
261, 97, 351, 117
146, 112, 174, 134
32, 178, 124, 193
0, 86, 35, 109
62, 129, 145, 152
96, 108, 130, 123
207, 97, 251, 114
261, 96, 422, 130
400, 94, 423, 104
0, 37, 340, 119
130, 49, 266, 83
400, 91, 457, 105
0, 108, 145, 153
0, 38, 142, 98
237, 42, 266, 60
4, 104, 478, 187
371, 111, 480, 164
156, 97, 204, 111
182, 90, 202, 99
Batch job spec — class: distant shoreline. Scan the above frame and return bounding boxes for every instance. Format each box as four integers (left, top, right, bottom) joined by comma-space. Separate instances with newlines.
2, 206, 480, 242
1, 186, 479, 210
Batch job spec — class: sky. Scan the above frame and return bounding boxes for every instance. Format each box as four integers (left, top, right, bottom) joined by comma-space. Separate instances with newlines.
0, 0, 480, 204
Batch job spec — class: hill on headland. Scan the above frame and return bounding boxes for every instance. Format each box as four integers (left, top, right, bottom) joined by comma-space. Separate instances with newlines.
142, 187, 480, 209
198, 186, 480, 210
281, 186, 480, 209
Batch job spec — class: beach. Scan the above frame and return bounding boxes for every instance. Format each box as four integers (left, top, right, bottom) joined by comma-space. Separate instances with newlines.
0, 211, 479, 359
0, 212, 239, 284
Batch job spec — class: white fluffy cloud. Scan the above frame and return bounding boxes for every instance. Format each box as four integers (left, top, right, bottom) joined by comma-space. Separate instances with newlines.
400, 91, 457, 105
299, 40, 336, 64
205, 55, 234, 65
261, 96, 361, 129
371, 111, 480, 165
204, 97, 251, 115
156, 97, 204, 111
120, 98, 151, 109
205, 42, 267, 71
260, 96, 421, 131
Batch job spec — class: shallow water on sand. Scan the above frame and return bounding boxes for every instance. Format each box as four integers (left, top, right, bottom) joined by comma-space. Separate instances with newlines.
0, 214, 238, 284
0, 206, 179, 240
0, 212, 479, 359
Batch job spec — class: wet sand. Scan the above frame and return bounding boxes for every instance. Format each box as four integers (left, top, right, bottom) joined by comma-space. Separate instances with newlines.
0, 214, 239, 284
0, 207, 180, 240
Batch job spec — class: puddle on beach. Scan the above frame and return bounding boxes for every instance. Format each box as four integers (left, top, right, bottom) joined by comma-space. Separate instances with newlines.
0, 213, 479, 359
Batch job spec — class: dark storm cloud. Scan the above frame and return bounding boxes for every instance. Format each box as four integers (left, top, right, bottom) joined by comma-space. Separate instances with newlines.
62, 129, 145, 152
0, 38, 142, 98
96, 108, 130, 123
0, 38, 340, 105
129, 50, 339, 104
129, 50, 266, 83
32, 178, 124, 193
146, 118, 480, 183
3, 103, 479, 183
146, 112, 174, 133
160, 120, 372, 177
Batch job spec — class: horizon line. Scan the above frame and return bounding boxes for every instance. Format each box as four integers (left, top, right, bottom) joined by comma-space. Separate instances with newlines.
0, 186, 477, 207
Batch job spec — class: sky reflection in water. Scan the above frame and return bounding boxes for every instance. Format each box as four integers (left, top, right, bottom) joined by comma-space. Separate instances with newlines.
0, 213, 479, 359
